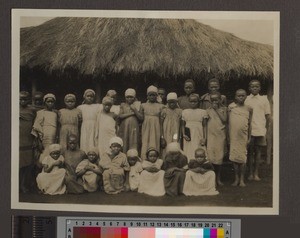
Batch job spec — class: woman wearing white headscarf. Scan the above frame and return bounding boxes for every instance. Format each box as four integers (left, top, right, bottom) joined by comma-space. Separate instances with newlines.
77, 89, 101, 153
118, 88, 143, 153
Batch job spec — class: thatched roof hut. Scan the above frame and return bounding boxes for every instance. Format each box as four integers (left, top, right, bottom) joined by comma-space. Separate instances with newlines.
20, 17, 274, 105
21, 17, 273, 79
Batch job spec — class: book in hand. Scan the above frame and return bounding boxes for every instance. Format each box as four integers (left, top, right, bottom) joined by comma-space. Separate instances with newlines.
184, 127, 191, 138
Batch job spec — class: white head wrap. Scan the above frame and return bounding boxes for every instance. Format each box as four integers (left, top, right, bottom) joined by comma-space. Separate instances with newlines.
167, 92, 178, 101
43, 93, 56, 102
109, 137, 123, 147
49, 144, 61, 153
125, 88, 136, 97
147, 85, 158, 95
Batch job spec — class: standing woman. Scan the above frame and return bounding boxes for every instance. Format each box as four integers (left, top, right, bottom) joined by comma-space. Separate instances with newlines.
118, 88, 143, 153
181, 93, 208, 161
58, 94, 82, 149
140, 85, 164, 160
19, 91, 36, 193
31, 93, 58, 162
77, 89, 101, 153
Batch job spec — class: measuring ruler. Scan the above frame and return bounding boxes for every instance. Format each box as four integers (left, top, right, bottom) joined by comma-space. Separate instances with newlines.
12, 216, 240, 237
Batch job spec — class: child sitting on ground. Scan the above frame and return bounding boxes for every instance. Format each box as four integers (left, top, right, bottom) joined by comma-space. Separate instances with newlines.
36, 144, 66, 195
183, 148, 218, 196
126, 149, 143, 191
76, 147, 103, 192
99, 137, 130, 194
138, 148, 165, 196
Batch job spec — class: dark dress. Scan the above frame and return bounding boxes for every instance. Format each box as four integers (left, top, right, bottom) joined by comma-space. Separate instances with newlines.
63, 149, 86, 194
163, 151, 188, 196
118, 102, 140, 153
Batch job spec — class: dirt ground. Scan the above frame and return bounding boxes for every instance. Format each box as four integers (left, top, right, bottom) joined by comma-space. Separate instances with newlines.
19, 162, 273, 208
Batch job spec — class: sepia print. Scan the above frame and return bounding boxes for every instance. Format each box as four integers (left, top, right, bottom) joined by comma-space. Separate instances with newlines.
12, 9, 279, 215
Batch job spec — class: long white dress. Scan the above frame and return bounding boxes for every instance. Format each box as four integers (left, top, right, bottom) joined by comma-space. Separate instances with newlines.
138, 159, 165, 196
77, 104, 101, 153
36, 155, 66, 195
129, 161, 143, 191
182, 109, 208, 161
95, 111, 116, 155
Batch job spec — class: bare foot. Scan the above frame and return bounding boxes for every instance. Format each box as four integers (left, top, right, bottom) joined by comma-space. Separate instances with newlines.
239, 181, 246, 187
254, 175, 261, 181
248, 175, 254, 181
231, 180, 239, 186
217, 180, 224, 186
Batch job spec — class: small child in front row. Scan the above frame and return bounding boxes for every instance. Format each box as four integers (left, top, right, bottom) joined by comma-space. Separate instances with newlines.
183, 148, 218, 196
76, 147, 103, 192
36, 144, 66, 195
126, 149, 143, 191
99, 137, 130, 194
228, 89, 253, 187
138, 148, 165, 196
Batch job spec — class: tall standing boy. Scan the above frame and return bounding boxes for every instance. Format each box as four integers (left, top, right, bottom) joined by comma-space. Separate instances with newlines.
245, 80, 271, 181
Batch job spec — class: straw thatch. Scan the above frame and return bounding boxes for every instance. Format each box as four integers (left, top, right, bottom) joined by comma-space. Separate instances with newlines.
20, 17, 273, 79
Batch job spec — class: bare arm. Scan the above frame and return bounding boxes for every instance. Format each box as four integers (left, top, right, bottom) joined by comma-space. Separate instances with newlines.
248, 108, 253, 143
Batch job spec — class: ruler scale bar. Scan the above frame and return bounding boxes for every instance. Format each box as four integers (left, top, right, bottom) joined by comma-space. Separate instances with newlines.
12, 216, 240, 238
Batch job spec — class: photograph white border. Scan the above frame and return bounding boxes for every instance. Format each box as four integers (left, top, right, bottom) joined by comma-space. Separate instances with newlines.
11, 9, 280, 215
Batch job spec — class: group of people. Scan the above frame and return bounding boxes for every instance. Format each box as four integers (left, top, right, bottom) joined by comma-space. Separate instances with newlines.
19, 78, 271, 197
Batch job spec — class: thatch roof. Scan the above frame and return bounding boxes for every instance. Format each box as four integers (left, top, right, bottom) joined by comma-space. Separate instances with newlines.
20, 17, 273, 80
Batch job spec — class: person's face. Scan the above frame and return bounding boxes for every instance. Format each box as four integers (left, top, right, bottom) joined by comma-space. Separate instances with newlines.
249, 82, 261, 95
128, 157, 137, 166
87, 152, 98, 163
147, 93, 157, 103
110, 94, 117, 104
195, 150, 205, 162
103, 102, 113, 112
125, 96, 135, 105
235, 90, 247, 104
67, 138, 77, 150
45, 98, 55, 110
65, 98, 76, 109
147, 150, 158, 163
34, 97, 43, 106
210, 94, 221, 107
85, 92, 95, 104
110, 143, 122, 155
189, 96, 199, 109
158, 89, 166, 100
208, 82, 220, 93
50, 150, 60, 160
184, 82, 195, 95
20, 97, 29, 107
167, 100, 177, 109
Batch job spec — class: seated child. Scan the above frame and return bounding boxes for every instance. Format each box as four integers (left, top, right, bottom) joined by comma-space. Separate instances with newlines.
76, 147, 103, 192
36, 144, 66, 195
138, 148, 165, 196
183, 148, 219, 196
99, 137, 130, 194
163, 142, 188, 196
126, 149, 143, 191
63, 134, 85, 194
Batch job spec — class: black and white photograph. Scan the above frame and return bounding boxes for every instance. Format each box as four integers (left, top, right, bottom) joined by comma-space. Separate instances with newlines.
11, 9, 279, 215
